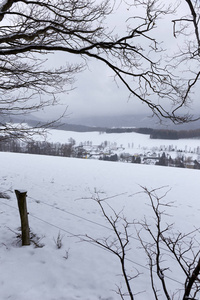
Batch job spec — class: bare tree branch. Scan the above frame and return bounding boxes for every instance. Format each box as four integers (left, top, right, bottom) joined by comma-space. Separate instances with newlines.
136, 186, 200, 300
78, 192, 139, 300
1, 0, 200, 138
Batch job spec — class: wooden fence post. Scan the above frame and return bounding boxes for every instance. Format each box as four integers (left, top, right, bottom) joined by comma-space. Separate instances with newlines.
15, 190, 30, 246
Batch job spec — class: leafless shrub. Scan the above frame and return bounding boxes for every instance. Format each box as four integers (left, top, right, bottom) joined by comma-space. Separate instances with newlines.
63, 249, 70, 260
79, 192, 140, 300
54, 231, 64, 249
135, 186, 200, 300
0, 191, 10, 199
8, 227, 45, 248
81, 187, 200, 299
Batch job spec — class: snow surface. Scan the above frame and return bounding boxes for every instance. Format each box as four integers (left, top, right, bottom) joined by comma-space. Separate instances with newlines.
45, 129, 200, 151
42, 129, 200, 160
1, 130, 200, 300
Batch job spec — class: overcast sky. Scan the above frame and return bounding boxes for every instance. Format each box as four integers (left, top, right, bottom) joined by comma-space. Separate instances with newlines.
35, 0, 200, 123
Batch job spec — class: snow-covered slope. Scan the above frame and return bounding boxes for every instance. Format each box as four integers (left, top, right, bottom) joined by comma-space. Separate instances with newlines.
1, 128, 200, 299
1, 149, 200, 300
46, 129, 200, 151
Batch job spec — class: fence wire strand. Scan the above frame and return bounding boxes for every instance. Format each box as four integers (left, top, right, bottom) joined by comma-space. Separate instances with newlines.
0, 198, 185, 286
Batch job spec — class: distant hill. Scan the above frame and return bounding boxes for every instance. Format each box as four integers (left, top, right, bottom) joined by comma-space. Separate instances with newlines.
3, 113, 200, 139
66, 114, 200, 131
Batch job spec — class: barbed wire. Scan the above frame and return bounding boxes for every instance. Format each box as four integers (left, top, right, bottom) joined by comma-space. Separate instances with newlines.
27, 195, 112, 231
27, 194, 200, 261
0, 199, 184, 285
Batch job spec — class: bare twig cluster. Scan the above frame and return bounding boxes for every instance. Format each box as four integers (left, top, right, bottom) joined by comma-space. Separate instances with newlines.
1, 0, 200, 139
79, 192, 139, 299
82, 187, 200, 299
136, 186, 200, 300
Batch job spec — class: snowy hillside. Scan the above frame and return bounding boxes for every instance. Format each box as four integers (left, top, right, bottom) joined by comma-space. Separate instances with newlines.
35, 129, 200, 168
1, 148, 200, 299
45, 129, 200, 153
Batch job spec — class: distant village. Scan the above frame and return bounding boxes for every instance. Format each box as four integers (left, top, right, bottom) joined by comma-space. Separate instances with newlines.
74, 140, 200, 169
1, 134, 200, 170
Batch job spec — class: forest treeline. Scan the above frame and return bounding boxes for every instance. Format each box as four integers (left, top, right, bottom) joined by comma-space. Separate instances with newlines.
106, 128, 200, 139
0, 139, 75, 157
1, 135, 200, 170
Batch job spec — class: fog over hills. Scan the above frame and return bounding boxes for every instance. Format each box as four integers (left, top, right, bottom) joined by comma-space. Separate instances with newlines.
60, 114, 200, 131
4, 113, 200, 131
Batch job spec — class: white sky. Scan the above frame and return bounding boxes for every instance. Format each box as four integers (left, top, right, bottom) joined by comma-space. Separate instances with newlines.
35, 0, 200, 122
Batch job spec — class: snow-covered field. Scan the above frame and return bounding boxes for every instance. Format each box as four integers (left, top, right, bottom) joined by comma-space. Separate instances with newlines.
44, 129, 200, 158
1, 130, 200, 300
45, 129, 200, 151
